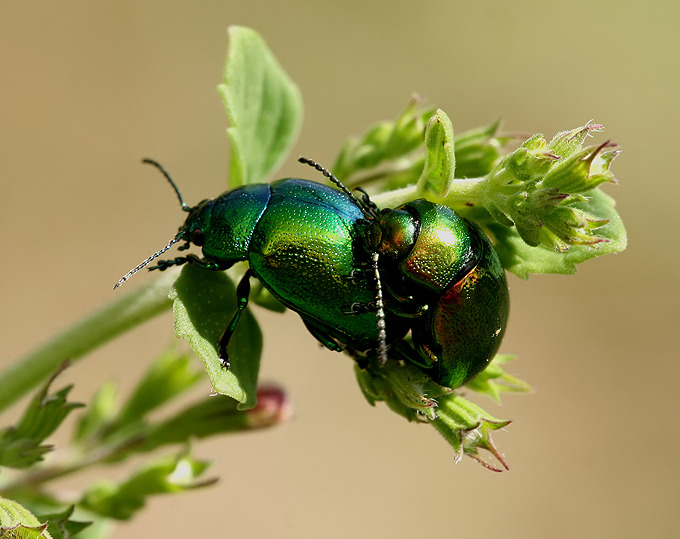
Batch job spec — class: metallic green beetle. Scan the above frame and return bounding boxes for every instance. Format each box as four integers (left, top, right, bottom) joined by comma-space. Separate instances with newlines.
364, 199, 509, 388
116, 159, 509, 389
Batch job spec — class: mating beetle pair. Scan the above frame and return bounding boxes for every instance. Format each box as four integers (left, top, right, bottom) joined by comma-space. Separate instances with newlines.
116, 158, 509, 390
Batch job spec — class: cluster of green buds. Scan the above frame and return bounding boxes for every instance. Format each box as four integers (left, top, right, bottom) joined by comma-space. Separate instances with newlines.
482, 124, 619, 251
356, 354, 528, 471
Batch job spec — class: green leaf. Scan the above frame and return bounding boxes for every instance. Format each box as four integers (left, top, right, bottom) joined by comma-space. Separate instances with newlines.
417, 109, 456, 197
489, 188, 626, 278
74, 348, 204, 448
332, 106, 508, 192
80, 448, 215, 521
332, 98, 436, 185
140, 397, 246, 452
171, 265, 262, 409
0, 438, 52, 470
117, 348, 202, 427
36, 506, 90, 539
429, 393, 511, 472
0, 496, 52, 538
13, 385, 84, 445
0, 365, 84, 469
218, 26, 303, 187
453, 119, 508, 178
140, 386, 289, 453
72, 382, 118, 444
465, 354, 531, 402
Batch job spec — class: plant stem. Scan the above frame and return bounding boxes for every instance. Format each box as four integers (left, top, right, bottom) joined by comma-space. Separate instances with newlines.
0, 270, 179, 414
371, 177, 486, 208
443, 177, 487, 203
0, 433, 145, 496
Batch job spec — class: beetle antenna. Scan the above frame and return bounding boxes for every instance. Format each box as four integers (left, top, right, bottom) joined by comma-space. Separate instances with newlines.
142, 158, 191, 212
298, 157, 379, 219
371, 252, 388, 365
113, 232, 183, 289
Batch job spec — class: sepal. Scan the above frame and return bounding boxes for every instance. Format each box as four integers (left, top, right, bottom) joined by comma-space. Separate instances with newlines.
333, 98, 436, 183
483, 123, 620, 252
465, 354, 531, 403
429, 395, 511, 472
0, 364, 83, 469
355, 359, 451, 422
355, 355, 519, 471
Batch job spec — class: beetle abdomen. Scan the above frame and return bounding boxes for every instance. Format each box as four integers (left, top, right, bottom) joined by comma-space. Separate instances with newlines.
415, 228, 509, 388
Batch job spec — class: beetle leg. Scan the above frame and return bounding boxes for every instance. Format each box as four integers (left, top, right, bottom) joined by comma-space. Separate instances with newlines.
217, 270, 253, 369
343, 267, 372, 285
182, 254, 225, 271
390, 339, 436, 370
387, 301, 430, 319
342, 301, 376, 315
379, 281, 430, 318
148, 256, 191, 271
150, 254, 225, 272
301, 319, 344, 352
415, 343, 439, 369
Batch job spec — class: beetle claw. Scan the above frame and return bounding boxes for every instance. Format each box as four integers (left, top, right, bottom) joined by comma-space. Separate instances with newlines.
342, 301, 376, 315
344, 266, 374, 284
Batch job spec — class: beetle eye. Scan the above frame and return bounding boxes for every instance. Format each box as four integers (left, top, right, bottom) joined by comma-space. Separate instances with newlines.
191, 228, 205, 246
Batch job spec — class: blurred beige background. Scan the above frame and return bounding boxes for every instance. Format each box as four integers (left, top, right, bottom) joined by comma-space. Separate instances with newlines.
1, 1, 677, 537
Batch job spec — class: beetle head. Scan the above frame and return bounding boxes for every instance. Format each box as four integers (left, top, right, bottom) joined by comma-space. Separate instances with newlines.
364, 207, 418, 262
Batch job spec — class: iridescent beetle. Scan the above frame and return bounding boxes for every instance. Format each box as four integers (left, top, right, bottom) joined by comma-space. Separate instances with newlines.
116, 158, 509, 389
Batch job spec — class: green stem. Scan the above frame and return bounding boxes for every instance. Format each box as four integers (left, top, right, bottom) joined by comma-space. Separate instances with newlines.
371, 177, 487, 208
0, 270, 179, 414
371, 184, 419, 208
443, 177, 487, 203
0, 433, 144, 496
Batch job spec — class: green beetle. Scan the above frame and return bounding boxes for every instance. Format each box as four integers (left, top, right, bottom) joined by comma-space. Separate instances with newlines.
116, 159, 509, 389
363, 199, 509, 388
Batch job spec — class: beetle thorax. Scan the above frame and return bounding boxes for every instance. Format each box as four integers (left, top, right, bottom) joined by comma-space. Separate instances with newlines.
369, 208, 418, 261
